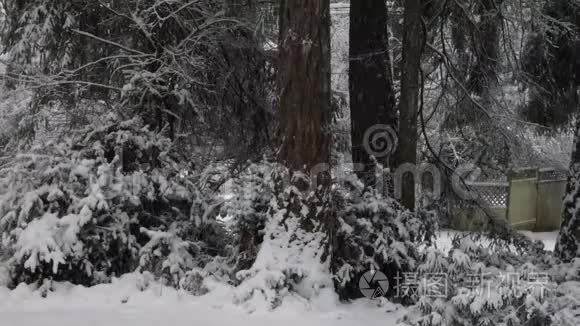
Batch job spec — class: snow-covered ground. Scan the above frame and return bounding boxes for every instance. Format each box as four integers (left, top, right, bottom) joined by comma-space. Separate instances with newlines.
520, 231, 559, 251
0, 274, 407, 326
0, 231, 560, 326
435, 230, 558, 253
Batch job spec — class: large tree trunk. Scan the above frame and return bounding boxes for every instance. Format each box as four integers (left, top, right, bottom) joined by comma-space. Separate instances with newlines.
397, 0, 423, 211
272, 0, 334, 287
229, 1, 334, 302
349, 0, 397, 186
276, 0, 334, 260
278, 0, 332, 172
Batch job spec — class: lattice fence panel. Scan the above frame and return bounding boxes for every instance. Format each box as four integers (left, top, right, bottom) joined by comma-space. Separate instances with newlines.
468, 183, 509, 208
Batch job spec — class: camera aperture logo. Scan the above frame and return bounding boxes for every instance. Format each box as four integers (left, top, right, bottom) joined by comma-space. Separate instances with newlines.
359, 270, 389, 299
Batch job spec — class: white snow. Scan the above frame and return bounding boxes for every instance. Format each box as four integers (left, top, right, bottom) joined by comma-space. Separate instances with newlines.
434, 230, 559, 253
0, 230, 560, 326
519, 231, 559, 251
0, 273, 407, 326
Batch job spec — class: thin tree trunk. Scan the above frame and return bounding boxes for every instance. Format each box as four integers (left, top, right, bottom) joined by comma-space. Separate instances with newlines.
390, 0, 404, 83
349, 0, 397, 186
442, 0, 472, 129
469, 0, 503, 95
397, 0, 423, 211
451, 0, 469, 80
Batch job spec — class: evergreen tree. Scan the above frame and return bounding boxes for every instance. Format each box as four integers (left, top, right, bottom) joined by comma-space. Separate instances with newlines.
556, 105, 580, 261
521, 0, 580, 128
554, 1, 580, 261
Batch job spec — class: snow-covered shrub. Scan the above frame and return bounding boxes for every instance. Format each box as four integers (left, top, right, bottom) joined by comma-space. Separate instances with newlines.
221, 162, 276, 272
139, 227, 198, 288
228, 164, 436, 307
332, 172, 435, 301
404, 236, 558, 326
233, 168, 337, 309
0, 89, 33, 152
0, 116, 227, 287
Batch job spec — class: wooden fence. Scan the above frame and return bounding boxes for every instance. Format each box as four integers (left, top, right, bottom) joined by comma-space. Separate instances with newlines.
450, 168, 567, 231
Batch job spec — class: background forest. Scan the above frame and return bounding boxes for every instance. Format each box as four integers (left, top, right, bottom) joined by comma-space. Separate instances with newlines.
1, 0, 580, 325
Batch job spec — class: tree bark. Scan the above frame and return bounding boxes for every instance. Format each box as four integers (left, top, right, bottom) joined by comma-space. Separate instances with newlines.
276, 0, 334, 266
349, 0, 397, 186
278, 0, 332, 172
397, 0, 423, 211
